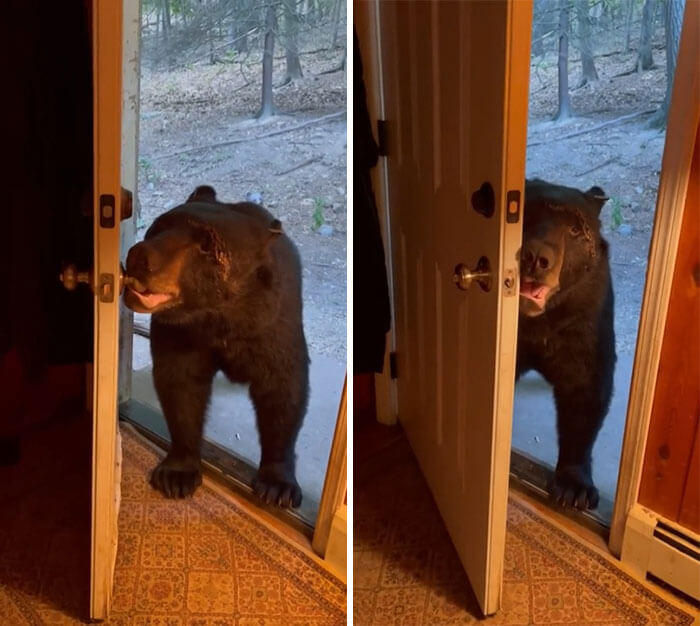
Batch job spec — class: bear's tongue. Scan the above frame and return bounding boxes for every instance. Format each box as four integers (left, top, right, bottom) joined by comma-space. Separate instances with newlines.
520, 280, 550, 306
129, 288, 172, 309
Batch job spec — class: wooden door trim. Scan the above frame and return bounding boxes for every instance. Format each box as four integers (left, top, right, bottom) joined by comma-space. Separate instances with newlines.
609, 0, 699, 557
91, 0, 124, 618
312, 376, 347, 560
118, 0, 141, 404
354, 1, 398, 425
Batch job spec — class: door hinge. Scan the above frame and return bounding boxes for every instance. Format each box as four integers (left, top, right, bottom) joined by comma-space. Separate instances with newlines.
377, 119, 388, 157
389, 351, 398, 379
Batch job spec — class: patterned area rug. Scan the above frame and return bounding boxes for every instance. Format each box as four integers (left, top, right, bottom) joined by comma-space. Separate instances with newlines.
110, 426, 346, 624
0, 423, 346, 624
354, 440, 695, 625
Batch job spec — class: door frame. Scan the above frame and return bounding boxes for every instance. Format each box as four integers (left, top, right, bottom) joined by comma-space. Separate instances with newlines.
354, 0, 398, 426
115, 0, 347, 559
609, 0, 699, 557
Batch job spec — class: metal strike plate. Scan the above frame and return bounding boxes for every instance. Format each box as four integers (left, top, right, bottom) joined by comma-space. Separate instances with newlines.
503, 268, 517, 297
98, 273, 115, 302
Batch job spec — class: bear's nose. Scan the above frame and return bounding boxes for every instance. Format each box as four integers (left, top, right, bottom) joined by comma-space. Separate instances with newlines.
126, 241, 161, 279
521, 241, 555, 277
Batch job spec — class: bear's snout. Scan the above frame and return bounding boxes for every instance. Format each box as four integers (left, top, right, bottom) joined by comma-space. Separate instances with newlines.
126, 241, 162, 280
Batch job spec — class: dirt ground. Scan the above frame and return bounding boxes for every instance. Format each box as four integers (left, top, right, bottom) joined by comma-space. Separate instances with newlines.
527, 46, 669, 357
137, 47, 347, 361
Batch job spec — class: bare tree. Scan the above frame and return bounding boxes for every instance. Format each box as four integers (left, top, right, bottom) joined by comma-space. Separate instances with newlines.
331, 0, 343, 48
532, 0, 557, 57
162, 0, 171, 40
576, 0, 598, 86
233, 0, 255, 53
257, 3, 277, 119
649, 0, 686, 128
635, 0, 657, 71
554, 0, 572, 121
283, 0, 303, 83
624, 0, 634, 50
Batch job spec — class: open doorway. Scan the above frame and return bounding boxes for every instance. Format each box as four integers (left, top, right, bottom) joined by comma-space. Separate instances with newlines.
511, 0, 688, 525
120, 0, 347, 528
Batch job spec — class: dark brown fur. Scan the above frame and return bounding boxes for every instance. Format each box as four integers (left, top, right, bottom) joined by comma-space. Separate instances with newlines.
517, 179, 616, 510
124, 186, 309, 507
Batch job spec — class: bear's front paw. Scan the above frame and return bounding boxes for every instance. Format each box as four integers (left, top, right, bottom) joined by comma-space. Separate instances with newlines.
548, 464, 599, 510
150, 456, 202, 499
253, 463, 302, 508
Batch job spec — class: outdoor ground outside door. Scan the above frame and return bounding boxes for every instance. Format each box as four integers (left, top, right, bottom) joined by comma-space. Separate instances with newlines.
376, 0, 532, 615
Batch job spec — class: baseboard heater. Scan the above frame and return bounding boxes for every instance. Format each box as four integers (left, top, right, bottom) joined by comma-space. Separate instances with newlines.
621, 503, 700, 602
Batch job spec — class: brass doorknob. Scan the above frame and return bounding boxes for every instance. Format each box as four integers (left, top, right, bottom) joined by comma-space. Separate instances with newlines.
60, 264, 92, 291
60, 263, 126, 297
453, 256, 492, 292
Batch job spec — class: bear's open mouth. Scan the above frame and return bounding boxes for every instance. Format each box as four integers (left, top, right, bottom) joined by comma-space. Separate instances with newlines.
520, 279, 550, 307
127, 287, 174, 310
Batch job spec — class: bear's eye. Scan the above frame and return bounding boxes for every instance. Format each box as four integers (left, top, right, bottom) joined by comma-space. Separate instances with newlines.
538, 257, 549, 270
570, 224, 582, 237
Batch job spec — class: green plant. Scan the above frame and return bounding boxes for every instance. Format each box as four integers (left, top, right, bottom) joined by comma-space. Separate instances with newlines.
609, 197, 624, 230
312, 197, 325, 230
139, 156, 158, 183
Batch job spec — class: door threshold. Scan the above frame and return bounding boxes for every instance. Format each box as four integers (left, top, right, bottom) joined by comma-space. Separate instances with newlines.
119, 401, 315, 539
510, 449, 612, 543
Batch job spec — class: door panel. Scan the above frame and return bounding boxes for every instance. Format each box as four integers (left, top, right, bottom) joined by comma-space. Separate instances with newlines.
379, 0, 531, 614
91, 0, 123, 618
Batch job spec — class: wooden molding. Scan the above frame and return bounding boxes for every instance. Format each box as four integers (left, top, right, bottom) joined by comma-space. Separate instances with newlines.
312, 376, 347, 561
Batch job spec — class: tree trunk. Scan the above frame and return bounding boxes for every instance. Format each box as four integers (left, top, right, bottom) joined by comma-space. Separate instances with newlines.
576, 0, 598, 85
532, 0, 557, 58
161, 0, 170, 40
331, 0, 343, 48
554, 0, 572, 121
233, 0, 251, 54
649, 0, 686, 128
283, 0, 303, 82
625, 0, 634, 51
257, 4, 277, 119
636, 0, 656, 71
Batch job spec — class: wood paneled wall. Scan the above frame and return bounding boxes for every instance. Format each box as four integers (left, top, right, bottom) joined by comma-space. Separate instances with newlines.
638, 124, 700, 533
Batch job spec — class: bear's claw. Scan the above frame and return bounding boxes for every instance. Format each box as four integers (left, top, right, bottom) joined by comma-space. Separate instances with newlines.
253, 465, 302, 508
150, 457, 202, 499
548, 464, 599, 510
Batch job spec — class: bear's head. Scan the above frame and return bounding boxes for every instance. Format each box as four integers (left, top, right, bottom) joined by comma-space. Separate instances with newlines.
519, 179, 608, 317
123, 186, 282, 318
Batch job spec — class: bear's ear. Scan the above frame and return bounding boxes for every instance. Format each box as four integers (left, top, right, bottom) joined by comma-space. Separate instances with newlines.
585, 186, 608, 215
268, 219, 283, 236
188, 185, 217, 204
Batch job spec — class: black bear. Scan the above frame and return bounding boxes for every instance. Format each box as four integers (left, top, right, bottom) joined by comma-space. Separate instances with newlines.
517, 178, 616, 510
123, 186, 309, 507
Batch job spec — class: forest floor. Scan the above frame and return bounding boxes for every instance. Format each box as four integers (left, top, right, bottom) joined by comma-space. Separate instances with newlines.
527, 46, 669, 357
137, 44, 347, 361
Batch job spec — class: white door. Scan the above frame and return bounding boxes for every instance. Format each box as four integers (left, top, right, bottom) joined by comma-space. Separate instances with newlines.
377, 0, 532, 615
90, 0, 124, 618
